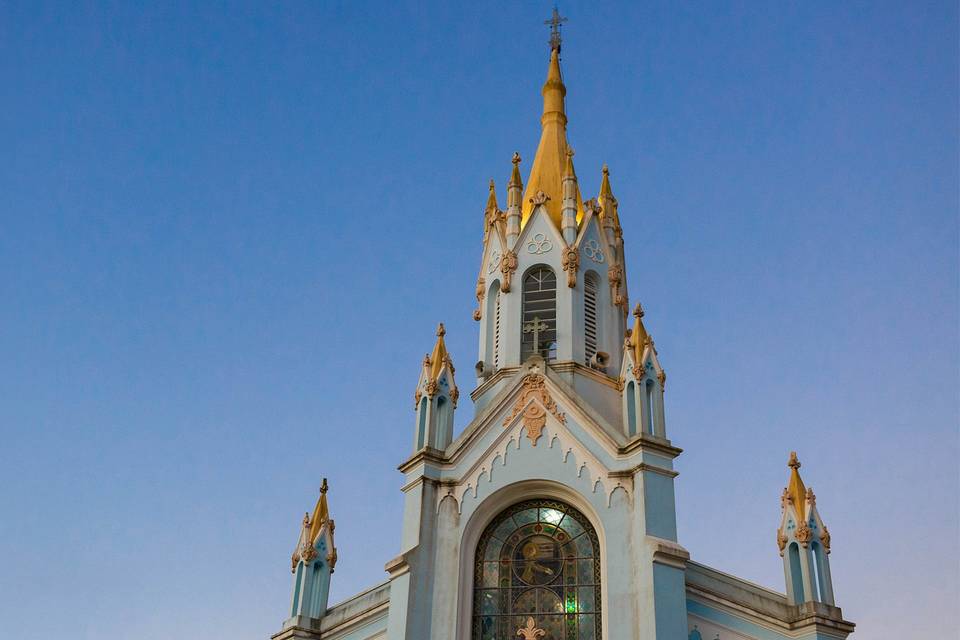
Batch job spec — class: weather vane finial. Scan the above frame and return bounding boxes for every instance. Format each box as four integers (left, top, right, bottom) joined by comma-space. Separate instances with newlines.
545, 6, 568, 52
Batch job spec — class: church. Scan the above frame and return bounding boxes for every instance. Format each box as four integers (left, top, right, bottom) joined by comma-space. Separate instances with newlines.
270, 15, 855, 640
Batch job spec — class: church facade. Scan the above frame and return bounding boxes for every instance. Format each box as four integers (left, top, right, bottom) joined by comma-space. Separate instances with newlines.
270, 26, 855, 640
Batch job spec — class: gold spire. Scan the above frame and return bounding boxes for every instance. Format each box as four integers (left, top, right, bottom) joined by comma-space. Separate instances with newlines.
630, 303, 650, 364
485, 179, 499, 213
429, 323, 449, 382
598, 164, 621, 227
522, 47, 583, 227
564, 147, 576, 179
509, 152, 523, 188
786, 451, 807, 520
307, 478, 330, 542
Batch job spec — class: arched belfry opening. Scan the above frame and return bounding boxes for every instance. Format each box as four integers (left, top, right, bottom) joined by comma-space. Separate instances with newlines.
521, 266, 558, 362
472, 499, 601, 640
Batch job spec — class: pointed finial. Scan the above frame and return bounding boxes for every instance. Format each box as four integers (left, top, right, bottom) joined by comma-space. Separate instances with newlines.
485, 179, 499, 214
602, 163, 609, 175
512, 152, 521, 166
633, 303, 645, 319
563, 146, 576, 180
788, 451, 801, 470
320, 478, 328, 495
436, 322, 446, 337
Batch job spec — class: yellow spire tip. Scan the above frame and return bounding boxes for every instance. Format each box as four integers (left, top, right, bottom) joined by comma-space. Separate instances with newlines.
788, 451, 801, 470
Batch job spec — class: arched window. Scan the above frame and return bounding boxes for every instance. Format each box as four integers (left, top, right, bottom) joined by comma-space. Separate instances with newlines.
416, 397, 428, 449
811, 541, 826, 602
522, 267, 557, 361
644, 379, 656, 435
583, 272, 599, 365
472, 499, 601, 639
787, 542, 804, 602
626, 381, 637, 436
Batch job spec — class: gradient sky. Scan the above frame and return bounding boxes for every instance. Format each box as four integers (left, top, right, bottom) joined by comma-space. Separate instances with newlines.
1, 2, 957, 639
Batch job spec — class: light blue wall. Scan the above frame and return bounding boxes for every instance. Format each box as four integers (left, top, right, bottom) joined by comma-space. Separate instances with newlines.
644, 471, 678, 541
653, 563, 688, 639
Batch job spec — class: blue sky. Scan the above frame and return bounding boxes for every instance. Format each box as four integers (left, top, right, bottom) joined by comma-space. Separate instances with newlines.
0, 2, 956, 639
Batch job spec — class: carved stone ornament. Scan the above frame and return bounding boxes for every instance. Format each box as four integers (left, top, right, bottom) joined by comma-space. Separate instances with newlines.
607, 263, 623, 306
657, 369, 667, 390
777, 530, 788, 557
806, 487, 816, 508
450, 386, 460, 407
425, 379, 439, 397
473, 277, 485, 321
780, 487, 790, 512
530, 191, 551, 206
631, 364, 644, 380
414, 389, 423, 410
300, 540, 318, 565
561, 246, 579, 288
500, 250, 519, 292
526, 232, 554, 255
582, 238, 605, 264
583, 198, 601, 217
502, 373, 566, 446
516, 617, 546, 640
820, 525, 831, 554
327, 545, 338, 572
488, 249, 501, 274
795, 520, 813, 547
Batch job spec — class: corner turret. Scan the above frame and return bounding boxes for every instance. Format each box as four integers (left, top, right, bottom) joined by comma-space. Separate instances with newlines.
412, 324, 458, 452
777, 452, 836, 606
286, 480, 338, 626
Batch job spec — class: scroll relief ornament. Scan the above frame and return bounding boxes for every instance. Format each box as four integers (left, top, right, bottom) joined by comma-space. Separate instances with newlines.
502, 373, 566, 446
488, 249, 501, 274
473, 277, 485, 321
500, 250, 519, 293
561, 246, 579, 288
530, 191, 551, 207
607, 263, 626, 308
795, 520, 813, 547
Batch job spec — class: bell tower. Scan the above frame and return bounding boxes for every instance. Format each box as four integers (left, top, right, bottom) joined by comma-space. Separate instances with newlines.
470, 30, 660, 439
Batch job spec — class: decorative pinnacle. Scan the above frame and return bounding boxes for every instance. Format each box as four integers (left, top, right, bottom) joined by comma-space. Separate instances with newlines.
788, 451, 801, 470
633, 303, 645, 319
436, 322, 446, 337
320, 478, 329, 495
512, 152, 521, 165
545, 6, 568, 52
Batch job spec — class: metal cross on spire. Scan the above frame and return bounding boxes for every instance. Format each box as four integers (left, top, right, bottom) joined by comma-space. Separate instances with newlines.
545, 6, 568, 52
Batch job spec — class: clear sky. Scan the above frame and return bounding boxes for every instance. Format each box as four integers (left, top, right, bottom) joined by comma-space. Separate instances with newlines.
1, 2, 956, 639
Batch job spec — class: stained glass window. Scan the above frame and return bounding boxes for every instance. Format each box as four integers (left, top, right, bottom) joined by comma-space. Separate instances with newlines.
472, 499, 601, 640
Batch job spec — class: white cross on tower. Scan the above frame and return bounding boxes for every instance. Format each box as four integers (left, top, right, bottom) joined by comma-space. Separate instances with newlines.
523, 316, 550, 355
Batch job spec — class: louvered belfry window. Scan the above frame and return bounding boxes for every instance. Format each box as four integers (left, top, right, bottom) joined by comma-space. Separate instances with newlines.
583, 273, 599, 365
521, 267, 558, 361
472, 499, 602, 640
